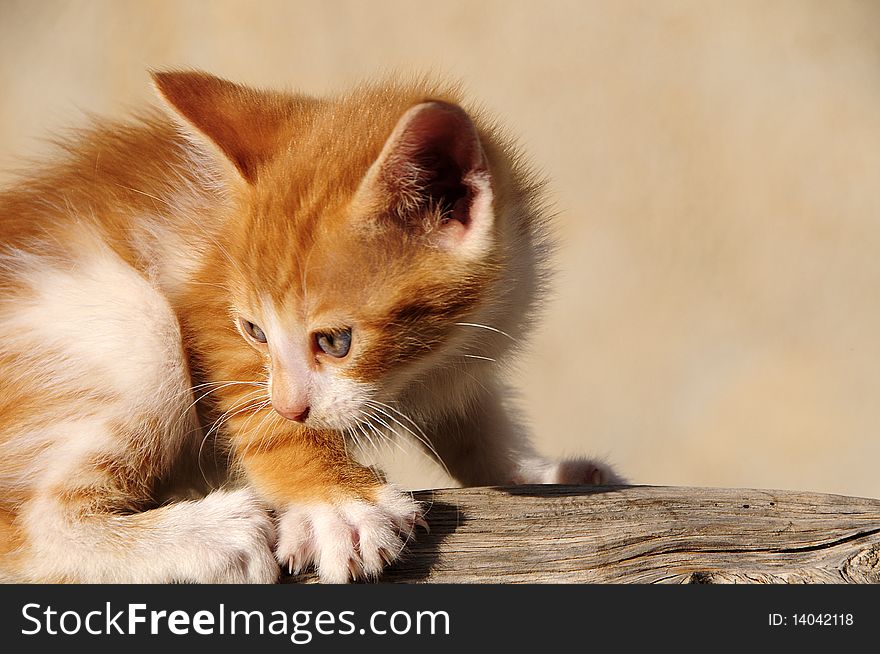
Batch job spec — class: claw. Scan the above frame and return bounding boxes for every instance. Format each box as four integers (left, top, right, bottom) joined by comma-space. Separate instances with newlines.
378, 547, 395, 565
286, 555, 305, 577
414, 515, 430, 533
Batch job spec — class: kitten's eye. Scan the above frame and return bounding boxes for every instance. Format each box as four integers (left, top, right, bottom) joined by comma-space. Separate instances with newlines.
315, 328, 352, 358
241, 319, 267, 344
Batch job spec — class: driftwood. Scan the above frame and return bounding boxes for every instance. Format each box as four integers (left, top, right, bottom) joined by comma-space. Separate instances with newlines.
283, 485, 880, 584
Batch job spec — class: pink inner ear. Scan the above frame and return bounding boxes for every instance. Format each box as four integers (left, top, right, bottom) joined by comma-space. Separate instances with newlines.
377, 101, 492, 237
393, 101, 487, 178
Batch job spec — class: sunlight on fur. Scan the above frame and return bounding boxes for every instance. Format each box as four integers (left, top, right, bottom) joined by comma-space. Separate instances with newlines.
0, 71, 619, 583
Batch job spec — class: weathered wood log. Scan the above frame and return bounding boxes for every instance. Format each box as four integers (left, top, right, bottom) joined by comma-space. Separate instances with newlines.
282, 485, 880, 584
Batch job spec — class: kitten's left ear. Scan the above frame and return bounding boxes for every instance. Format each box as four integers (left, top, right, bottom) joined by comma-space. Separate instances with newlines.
151, 70, 303, 183
355, 101, 495, 258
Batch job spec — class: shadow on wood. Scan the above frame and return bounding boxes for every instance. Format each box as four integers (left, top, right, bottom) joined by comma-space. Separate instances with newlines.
282, 485, 880, 584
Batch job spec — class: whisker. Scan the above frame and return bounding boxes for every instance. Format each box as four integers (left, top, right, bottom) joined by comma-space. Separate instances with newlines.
346, 424, 364, 455
264, 411, 288, 453
454, 321, 516, 342
190, 380, 269, 392
341, 426, 352, 461
366, 399, 431, 443
354, 421, 381, 457
226, 399, 274, 471
357, 410, 411, 460
435, 359, 491, 395
460, 354, 497, 362
354, 421, 391, 487
176, 380, 268, 429
198, 391, 269, 487
205, 390, 268, 440
238, 399, 281, 453
364, 400, 451, 478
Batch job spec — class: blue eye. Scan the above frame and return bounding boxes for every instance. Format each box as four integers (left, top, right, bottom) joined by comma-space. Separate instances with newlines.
241, 319, 267, 344
315, 328, 352, 358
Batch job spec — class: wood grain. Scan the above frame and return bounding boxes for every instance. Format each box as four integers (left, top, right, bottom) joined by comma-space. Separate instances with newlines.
282, 485, 880, 584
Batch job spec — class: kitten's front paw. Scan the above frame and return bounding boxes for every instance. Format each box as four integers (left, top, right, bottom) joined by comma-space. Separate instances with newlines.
188, 488, 279, 584
516, 457, 626, 486
275, 485, 425, 583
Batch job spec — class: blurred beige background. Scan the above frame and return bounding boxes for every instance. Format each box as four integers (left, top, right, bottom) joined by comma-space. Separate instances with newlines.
1, 0, 878, 498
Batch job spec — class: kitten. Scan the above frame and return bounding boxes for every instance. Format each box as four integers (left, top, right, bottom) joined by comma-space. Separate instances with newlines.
0, 71, 622, 583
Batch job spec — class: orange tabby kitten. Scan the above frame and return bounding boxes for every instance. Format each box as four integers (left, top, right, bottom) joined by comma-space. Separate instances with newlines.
0, 71, 621, 583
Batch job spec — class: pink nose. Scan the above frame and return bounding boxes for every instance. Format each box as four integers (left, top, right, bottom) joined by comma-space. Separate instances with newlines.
274, 403, 310, 422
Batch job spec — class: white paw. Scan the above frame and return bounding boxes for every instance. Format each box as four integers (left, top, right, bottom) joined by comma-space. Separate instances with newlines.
185, 488, 279, 584
275, 485, 425, 583
516, 457, 626, 486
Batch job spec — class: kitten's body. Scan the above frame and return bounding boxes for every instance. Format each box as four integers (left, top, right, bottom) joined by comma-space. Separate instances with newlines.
0, 72, 619, 583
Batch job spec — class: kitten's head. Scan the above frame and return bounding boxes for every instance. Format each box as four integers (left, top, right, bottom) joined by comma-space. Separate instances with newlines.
154, 71, 544, 431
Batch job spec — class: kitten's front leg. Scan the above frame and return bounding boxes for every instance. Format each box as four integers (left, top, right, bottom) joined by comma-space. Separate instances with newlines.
237, 429, 424, 583
428, 385, 626, 487
19, 486, 278, 583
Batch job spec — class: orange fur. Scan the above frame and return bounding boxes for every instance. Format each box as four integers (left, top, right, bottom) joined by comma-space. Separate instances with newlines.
0, 70, 569, 583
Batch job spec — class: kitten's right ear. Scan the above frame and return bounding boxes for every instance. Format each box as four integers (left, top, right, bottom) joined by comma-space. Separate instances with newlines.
354, 101, 495, 259
151, 70, 301, 183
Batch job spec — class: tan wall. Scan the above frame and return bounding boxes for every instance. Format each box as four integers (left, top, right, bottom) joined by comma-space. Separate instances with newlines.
2, 0, 879, 497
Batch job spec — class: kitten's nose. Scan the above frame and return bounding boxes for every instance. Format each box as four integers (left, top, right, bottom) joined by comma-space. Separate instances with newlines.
270, 355, 312, 422
274, 403, 311, 422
